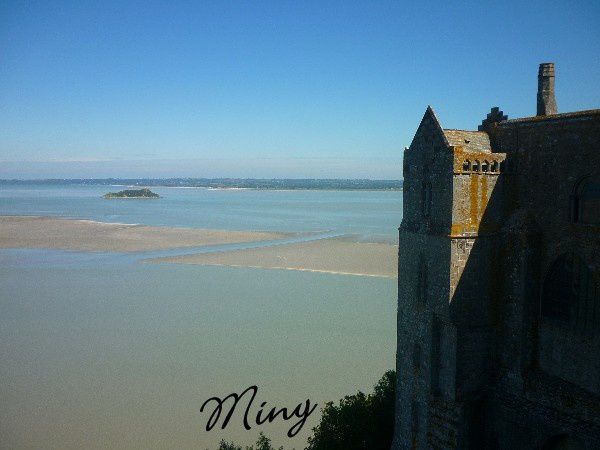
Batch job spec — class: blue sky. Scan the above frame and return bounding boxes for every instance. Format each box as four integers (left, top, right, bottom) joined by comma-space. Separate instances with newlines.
1, 0, 599, 178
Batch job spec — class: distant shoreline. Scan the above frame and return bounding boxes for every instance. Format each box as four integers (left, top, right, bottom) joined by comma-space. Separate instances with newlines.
0, 178, 403, 191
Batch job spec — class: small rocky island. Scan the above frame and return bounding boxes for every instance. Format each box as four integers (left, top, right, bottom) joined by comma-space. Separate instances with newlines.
103, 188, 160, 199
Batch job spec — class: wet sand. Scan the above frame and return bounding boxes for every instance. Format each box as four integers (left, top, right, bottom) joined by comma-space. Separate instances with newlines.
149, 238, 398, 278
0, 216, 398, 277
0, 216, 289, 252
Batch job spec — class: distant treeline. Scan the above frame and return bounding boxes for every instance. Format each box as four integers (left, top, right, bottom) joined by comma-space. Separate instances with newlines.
0, 178, 403, 190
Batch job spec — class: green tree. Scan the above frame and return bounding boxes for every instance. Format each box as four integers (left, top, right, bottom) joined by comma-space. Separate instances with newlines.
217, 440, 242, 450
216, 432, 283, 450
213, 370, 396, 450
255, 433, 282, 450
305, 370, 396, 450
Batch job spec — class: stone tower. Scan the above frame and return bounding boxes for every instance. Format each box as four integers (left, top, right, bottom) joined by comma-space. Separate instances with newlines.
392, 63, 600, 449
392, 105, 506, 449
537, 62, 558, 116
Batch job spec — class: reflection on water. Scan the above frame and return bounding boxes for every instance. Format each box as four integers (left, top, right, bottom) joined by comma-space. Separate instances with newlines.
0, 255, 396, 449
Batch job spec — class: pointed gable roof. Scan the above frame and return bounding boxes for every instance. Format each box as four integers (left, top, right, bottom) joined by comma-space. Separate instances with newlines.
409, 106, 451, 149
408, 106, 493, 153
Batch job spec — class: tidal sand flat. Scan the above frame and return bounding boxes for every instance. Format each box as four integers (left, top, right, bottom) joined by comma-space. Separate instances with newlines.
0, 216, 289, 252
149, 237, 398, 278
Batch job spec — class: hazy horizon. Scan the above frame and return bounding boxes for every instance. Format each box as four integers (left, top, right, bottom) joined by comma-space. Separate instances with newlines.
0, 157, 403, 179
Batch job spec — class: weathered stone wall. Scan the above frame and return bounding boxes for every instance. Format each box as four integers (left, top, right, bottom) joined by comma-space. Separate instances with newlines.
489, 373, 600, 449
427, 397, 462, 449
395, 107, 458, 450
450, 170, 506, 236
394, 97, 600, 449
486, 110, 600, 448
538, 322, 600, 392
396, 229, 454, 450
402, 107, 455, 236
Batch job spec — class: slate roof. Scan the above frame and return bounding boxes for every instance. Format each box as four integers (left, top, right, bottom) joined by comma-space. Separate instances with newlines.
443, 129, 491, 152
501, 108, 600, 124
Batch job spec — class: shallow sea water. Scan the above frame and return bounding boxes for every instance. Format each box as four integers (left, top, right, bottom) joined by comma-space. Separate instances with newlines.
0, 185, 400, 449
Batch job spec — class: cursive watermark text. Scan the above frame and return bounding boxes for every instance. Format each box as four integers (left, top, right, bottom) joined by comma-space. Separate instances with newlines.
200, 385, 318, 438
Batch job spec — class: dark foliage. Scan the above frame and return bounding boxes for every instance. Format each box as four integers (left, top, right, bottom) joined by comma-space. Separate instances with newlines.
216, 432, 284, 450
305, 370, 396, 450
211, 370, 395, 450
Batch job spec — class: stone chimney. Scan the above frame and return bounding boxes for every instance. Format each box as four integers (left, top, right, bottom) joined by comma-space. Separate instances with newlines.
537, 63, 558, 116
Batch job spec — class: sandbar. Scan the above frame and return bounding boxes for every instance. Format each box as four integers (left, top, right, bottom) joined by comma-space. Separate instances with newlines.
148, 238, 398, 278
0, 216, 289, 252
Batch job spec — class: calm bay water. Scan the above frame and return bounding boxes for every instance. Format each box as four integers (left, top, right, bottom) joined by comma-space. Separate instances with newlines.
0, 184, 401, 449
0, 184, 402, 242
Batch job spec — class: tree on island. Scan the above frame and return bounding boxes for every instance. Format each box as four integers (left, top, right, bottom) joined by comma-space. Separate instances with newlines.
103, 188, 160, 198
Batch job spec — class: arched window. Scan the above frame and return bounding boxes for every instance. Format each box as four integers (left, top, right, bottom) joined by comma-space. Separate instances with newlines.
490, 160, 499, 172
541, 253, 600, 335
473, 160, 480, 172
572, 176, 600, 225
462, 159, 471, 171
482, 160, 489, 172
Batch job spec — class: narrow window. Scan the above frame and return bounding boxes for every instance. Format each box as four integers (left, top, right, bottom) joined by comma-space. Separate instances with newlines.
573, 176, 600, 225
482, 160, 489, 172
491, 160, 499, 172
431, 317, 442, 396
462, 159, 471, 171
417, 256, 428, 305
412, 343, 422, 373
425, 182, 432, 216
411, 400, 420, 448
473, 160, 480, 172
541, 256, 572, 323
422, 181, 432, 217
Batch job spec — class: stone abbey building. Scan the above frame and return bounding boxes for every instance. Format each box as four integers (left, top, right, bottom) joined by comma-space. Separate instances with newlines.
392, 64, 600, 450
